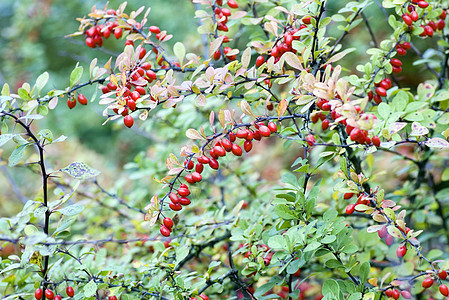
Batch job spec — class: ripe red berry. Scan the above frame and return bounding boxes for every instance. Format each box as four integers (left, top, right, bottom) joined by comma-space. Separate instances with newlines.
67, 98, 77, 109
396, 245, 407, 258
302, 16, 312, 24
256, 55, 265, 67
392, 289, 400, 300
163, 217, 173, 229
231, 144, 242, 156
417, 1, 429, 9
422, 277, 434, 288
169, 192, 179, 203
227, 0, 238, 9
321, 119, 330, 130
424, 25, 434, 37
54, 295, 62, 300
268, 121, 277, 133
160, 225, 171, 236
439, 270, 448, 280
400, 291, 411, 299
402, 42, 411, 50
66, 286, 74, 297
177, 188, 190, 197
198, 155, 210, 164
375, 87, 387, 97
195, 163, 204, 173
440, 284, 449, 296
306, 134, 315, 146
109, 296, 118, 300
244, 140, 252, 152
113, 27, 122, 39
259, 125, 271, 137
139, 47, 147, 59
192, 172, 202, 182
179, 197, 191, 205
214, 145, 226, 157
378, 226, 388, 239
372, 136, 381, 147
213, 50, 221, 61
35, 288, 43, 300
149, 26, 160, 34
344, 193, 354, 200
169, 202, 182, 211
236, 129, 248, 139
45, 289, 55, 300
209, 158, 219, 169
199, 295, 209, 300
85, 37, 95, 48
410, 11, 419, 22
396, 47, 407, 56
402, 14, 412, 26
390, 58, 402, 67
124, 115, 134, 128
221, 138, 232, 151
385, 289, 393, 297
345, 204, 355, 215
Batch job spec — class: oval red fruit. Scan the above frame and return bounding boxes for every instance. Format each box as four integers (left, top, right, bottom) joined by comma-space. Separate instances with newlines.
209, 159, 219, 169
439, 270, 448, 280
227, 0, 238, 9
440, 284, 449, 296
396, 245, 407, 258
45, 289, 54, 300
35, 288, 43, 300
78, 94, 88, 105
66, 286, 74, 297
256, 55, 265, 67
124, 115, 134, 128
192, 172, 202, 182
169, 202, 182, 211
422, 277, 434, 288
231, 144, 242, 156
268, 122, 277, 133
259, 126, 271, 137
345, 204, 355, 215
163, 217, 173, 229
177, 188, 190, 197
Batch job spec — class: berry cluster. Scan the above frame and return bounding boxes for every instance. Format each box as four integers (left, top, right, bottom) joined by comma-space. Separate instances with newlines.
160, 121, 278, 237
67, 93, 88, 109
421, 270, 449, 297
367, 77, 393, 105
83, 15, 122, 49
35, 286, 74, 299
310, 98, 381, 147
215, 0, 239, 33
400, 1, 446, 37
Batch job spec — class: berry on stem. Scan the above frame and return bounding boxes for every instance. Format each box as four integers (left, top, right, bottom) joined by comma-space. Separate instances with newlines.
66, 286, 74, 297
35, 288, 43, 300
124, 115, 134, 128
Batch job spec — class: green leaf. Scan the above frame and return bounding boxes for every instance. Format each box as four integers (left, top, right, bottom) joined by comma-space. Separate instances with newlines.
56, 204, 84, 216
9, 144, 28, 167
60, 162, 101, 180
173, 42, 185, 65
35, 72, 49, 93
0, 134, 18, 147
274, 204, 297, 220
175, 245, 189, 264
359, 261, 370, 283
70, 65, 83, 88
304, 241, 321, 252
322, 279, 340, 297
268, 235, 286, 250
1, 83, 10, 96
83, 279, 97, 297
18, 88, 32, 101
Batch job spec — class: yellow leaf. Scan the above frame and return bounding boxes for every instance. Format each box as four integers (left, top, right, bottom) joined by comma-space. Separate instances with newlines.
240, 100, 255, 118
277, 99, 288, 117
186, 128, 205, 140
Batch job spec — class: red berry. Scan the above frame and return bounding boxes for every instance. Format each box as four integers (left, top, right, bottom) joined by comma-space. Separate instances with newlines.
191, 172, 202, 182
149, 26, 160, 34
268, 121, 277, 133
417, 1, 429, 9
195, 163, 204, 173
422, 277, 434, 288
179, 197, 191, 206
396, 245, 407, 258
350, 128, 361, 141
346, 204, 355, 215
385, 289, 393, 297
45, 289, 54, 300
139, 47, 147, 59
169, 202, 182, 211
85, 37, 95, 48
177, 188, 190, 197
54, 296, 62, 300
400, 291, 411, 299
375, 87, 387, 97
231, 144, 242, 156
390, 58, 402, 67
256, 55, 265, 67
392, 289, 400, 300
437, 19, 446, 30
67, 98, 76, 109
378, 226, 388, 239
402, 42, 411, 50
185, 174, 195, 184
199, 295, 209, 300
440, 284, 449, 296
221, 138, 232, 151
214, 145, 226, 157
169, 192, 179, 203
372, 136, 381, 147
402, 14, 412, 26
222, 8, 231, 16
410, 11, 419, 22
209, 158, 219, 169
213, 50, 221, 61
184, 160, 194, 170
344, 193, 354, 199
302, 16, 312, 24
66, 286, 74, 297
109, 296, 118, 300
392, 66, 402, 73
424, 25, 434, 37
227, 0, 238, 9
396, 47, 407, 56
244, 140, 252, 152
35, 288, 43, 300
306, 134, 315, 146
259, 125, 271, 137
321, 119, 330, 130
236, 129, 248, 139
198, 155, 210, 164
163, 217, 174, 229
114, 27, 122, 39
439, 270, 448, 280
124, 115, 134, 128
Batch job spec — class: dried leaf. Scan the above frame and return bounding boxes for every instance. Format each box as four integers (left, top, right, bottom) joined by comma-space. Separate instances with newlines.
186, 128, 205, 140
